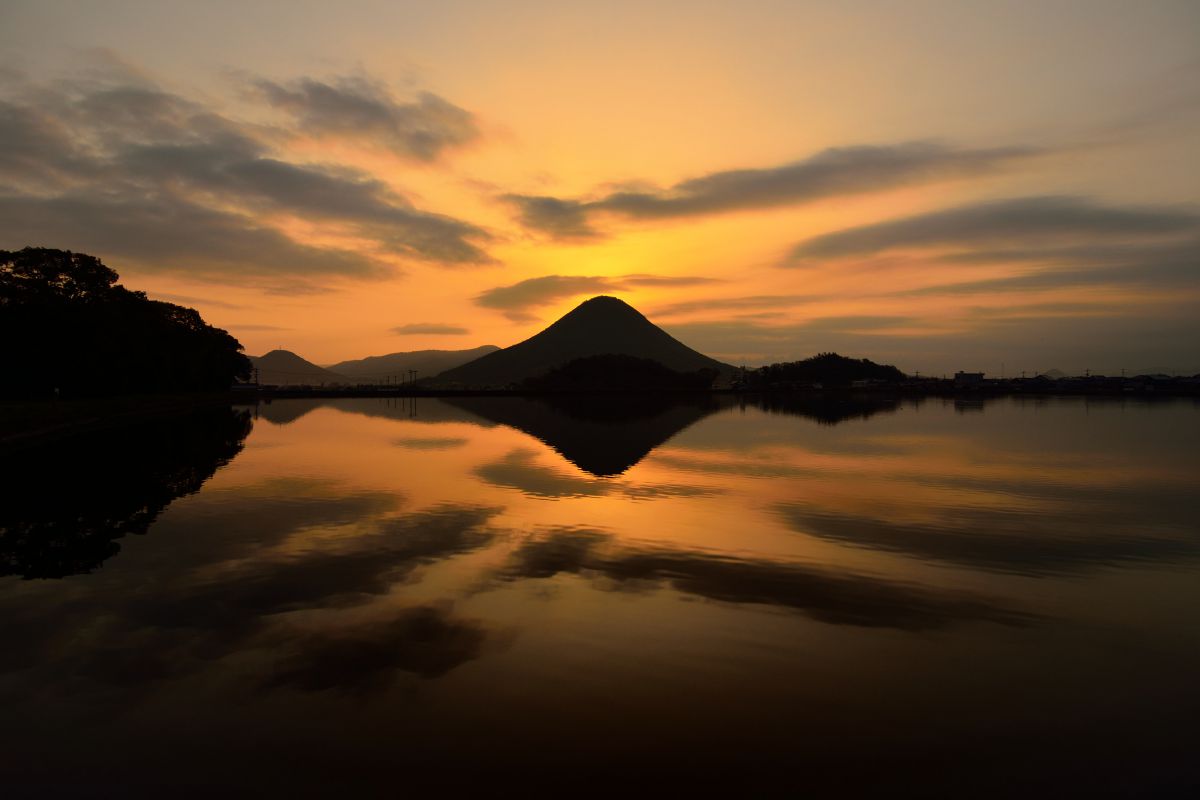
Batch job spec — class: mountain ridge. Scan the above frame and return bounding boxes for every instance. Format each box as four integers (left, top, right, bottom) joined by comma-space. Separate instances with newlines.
433, 296, 733, 388
329, 345, 500, 380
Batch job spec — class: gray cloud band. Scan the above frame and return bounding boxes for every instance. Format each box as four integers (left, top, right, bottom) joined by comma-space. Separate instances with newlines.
503, 142, 1047, 239
0, 67, 492, 279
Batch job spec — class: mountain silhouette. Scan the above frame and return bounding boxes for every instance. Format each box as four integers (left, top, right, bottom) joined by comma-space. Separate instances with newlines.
249, 350, 347, 386
330, 345, 500, 381
434, 296, 732, 388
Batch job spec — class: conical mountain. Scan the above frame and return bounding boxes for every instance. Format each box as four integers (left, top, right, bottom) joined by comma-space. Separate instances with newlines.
249, 350, 347, 386
433, 296, 732, 387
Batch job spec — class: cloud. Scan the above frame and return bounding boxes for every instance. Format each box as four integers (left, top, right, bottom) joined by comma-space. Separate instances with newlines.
230, 323, 292, 332
651, 294, 814, 318
619, 274, 723, 288
504, 194, 596, 239
656, 317, 931, 367
787, 195, 1199, 263
897, 237, 1200, 296
475, 273, 721, 322
251, 77, 479, 161
505, 142, 1047, 238
391, 323, 470, 335
0, 193, 381, 277
475, 275, 618, 321
148, 292, 244, 310
662, 305, 1200, 375
0, 65, 493, 279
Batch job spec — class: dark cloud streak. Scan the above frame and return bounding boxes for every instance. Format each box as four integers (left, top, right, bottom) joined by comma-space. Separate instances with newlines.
475, 273, 722, 321
788, 195, 1199, 262
0, 67, 493, 278
252, 76, 479, 162
505, 142, 1047, 238
391, 323, 470, 335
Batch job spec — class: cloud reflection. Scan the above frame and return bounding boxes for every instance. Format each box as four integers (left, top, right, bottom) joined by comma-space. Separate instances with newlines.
0, 493, 505, 695
496, 529, 1031, 630
776, 501, 1200, 577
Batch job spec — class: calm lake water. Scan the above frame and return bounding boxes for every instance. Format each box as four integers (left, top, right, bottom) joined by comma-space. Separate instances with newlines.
2, 395, 1198, 795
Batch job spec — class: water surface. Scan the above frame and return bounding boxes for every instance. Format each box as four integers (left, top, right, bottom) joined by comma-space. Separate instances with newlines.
2, 395, 1198, 794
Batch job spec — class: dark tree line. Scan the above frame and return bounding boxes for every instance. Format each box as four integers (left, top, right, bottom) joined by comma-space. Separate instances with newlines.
741, 352, 906, 389
0, 248, 251, 397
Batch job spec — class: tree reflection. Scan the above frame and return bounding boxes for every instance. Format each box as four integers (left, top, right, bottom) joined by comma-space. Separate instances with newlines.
0, 406, 253, 578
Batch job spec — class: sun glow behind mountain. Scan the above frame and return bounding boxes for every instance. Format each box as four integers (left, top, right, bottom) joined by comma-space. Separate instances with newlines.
1, 1, 1197, 375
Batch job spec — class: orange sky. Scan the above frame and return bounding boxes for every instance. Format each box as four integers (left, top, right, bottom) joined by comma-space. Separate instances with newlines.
1, 0, 1198, 374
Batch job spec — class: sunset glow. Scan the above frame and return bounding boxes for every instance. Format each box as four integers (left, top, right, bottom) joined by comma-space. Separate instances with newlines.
2, 1, 1197, 373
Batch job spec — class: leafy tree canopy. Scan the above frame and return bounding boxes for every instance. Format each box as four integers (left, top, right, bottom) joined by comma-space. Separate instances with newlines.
1, 247, 251, 397
745, 352, 905, 388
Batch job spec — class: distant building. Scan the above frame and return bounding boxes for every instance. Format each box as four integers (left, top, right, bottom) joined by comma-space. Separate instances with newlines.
954, 371, 985, 386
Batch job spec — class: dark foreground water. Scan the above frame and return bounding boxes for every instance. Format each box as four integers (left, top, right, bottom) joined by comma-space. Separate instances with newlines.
2, 395, 1198, 796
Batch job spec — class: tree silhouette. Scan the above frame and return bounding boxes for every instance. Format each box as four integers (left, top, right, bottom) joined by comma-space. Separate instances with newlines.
744, 352, 905, 389
0, 247, 251, 397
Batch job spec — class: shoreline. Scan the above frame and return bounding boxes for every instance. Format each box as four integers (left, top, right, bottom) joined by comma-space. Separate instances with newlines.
234, 381, 1200, 399
4, 386, 1196, 451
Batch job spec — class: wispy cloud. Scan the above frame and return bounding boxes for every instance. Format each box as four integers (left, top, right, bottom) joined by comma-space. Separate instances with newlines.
391, 323, 470, 335
250, 76, 479, 162
0, 62, 493, 280
475, 273, 722, 322
651, 294, 814, 318
147, 292, 245, 310
504, 142, 1049, 239
787, 195, 1199, 263
476, 275, 615, 322
230, 323, 292, 332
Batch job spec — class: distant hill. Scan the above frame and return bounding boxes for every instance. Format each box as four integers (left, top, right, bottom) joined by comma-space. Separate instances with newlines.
249, 350, 347, 386
433, 296, 732, 388
746, 353, 906, 388
329, 345, 500, 381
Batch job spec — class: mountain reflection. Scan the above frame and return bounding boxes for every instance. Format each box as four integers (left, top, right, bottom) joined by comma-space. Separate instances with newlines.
2, 395, 1198, 795
251, 392, 907, 476
475, 448, 720, 500
436, 395, 734, 475
0, 406, 252, 578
